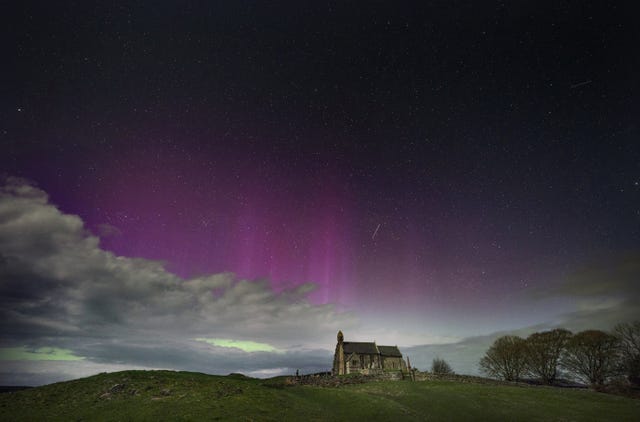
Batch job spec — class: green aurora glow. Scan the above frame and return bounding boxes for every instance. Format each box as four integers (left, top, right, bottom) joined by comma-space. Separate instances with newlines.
0, 347, 85, 361
195, 338, 279, 353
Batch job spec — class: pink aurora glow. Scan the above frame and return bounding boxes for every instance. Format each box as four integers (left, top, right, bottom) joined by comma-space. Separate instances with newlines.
72, 141, 358, 305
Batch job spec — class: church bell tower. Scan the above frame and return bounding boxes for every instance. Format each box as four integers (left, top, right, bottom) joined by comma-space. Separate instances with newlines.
333, 330, 345, 375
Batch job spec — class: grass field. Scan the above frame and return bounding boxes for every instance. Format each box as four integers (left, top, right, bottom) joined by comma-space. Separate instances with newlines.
0, 370, 638, 421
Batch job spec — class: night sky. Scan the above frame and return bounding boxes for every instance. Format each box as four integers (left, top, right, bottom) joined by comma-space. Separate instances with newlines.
1, 1, 639, 385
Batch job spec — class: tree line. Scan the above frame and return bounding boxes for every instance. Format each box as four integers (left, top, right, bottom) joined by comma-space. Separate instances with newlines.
479, 321, 640, 388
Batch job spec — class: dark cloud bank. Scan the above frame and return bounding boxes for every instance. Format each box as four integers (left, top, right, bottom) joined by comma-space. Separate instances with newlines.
1, 178, 638, 385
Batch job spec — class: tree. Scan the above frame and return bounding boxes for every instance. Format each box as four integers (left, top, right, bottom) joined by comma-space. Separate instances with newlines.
524, 329, 572, 385
614, 321, 640, 386
561, 330, 620, 387
431, 358, 454, 375
479, 335, 527, 381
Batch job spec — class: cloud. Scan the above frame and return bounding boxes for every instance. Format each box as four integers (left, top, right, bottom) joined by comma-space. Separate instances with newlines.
530, 251, 640, 331
539, 252, 640, 299
96, 223, 122, 238
0, 177, 354, 385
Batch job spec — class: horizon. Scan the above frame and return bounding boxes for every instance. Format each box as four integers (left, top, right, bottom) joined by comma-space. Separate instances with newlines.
1, 1, 638, 386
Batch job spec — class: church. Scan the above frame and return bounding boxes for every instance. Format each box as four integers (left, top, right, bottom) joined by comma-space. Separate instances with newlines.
332, 331, 407, 375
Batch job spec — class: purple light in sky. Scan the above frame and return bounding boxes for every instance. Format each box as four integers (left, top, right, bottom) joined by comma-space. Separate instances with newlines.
68, 140, 359, 305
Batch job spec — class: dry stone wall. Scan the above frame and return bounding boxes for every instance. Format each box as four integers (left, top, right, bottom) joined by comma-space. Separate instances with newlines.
288, 371, 406, 387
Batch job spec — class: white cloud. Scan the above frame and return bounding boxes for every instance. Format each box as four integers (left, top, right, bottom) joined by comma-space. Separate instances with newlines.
0, 177, 355, 385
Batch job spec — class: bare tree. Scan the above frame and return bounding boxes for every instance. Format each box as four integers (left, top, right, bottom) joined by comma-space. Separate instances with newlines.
479, 335, 527, 381
524, 328, 572, 385
431, 358, 454, 375
561, 330, 620, 387
614, 321, 640, 386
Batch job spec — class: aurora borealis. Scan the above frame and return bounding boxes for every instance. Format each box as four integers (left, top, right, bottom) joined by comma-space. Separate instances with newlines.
1, 2, 638, 385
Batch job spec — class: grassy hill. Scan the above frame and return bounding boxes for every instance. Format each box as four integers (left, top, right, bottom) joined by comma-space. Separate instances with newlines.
0, 370, 638, 421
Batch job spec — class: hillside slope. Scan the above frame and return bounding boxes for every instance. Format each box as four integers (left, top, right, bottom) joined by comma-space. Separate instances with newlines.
0, 370, 638, 421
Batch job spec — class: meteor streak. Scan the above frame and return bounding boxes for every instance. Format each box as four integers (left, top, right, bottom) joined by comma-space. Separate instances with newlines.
570, 80, 592, 89
371, 223, 381, 240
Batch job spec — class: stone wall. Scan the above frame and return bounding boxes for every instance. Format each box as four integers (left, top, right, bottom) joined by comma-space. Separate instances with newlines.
413, 372, 537, 386
288, 370, 406, 387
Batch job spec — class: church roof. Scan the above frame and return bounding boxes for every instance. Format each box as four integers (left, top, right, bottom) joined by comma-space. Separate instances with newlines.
377, 345, 403, 357
343, 342, 379, 355
342, 342, 403, 357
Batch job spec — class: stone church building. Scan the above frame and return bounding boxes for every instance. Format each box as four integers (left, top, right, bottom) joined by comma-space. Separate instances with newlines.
332, 331, 407, 375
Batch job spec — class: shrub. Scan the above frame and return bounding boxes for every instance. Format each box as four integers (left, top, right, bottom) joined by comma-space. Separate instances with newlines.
431, 358, 454, 375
